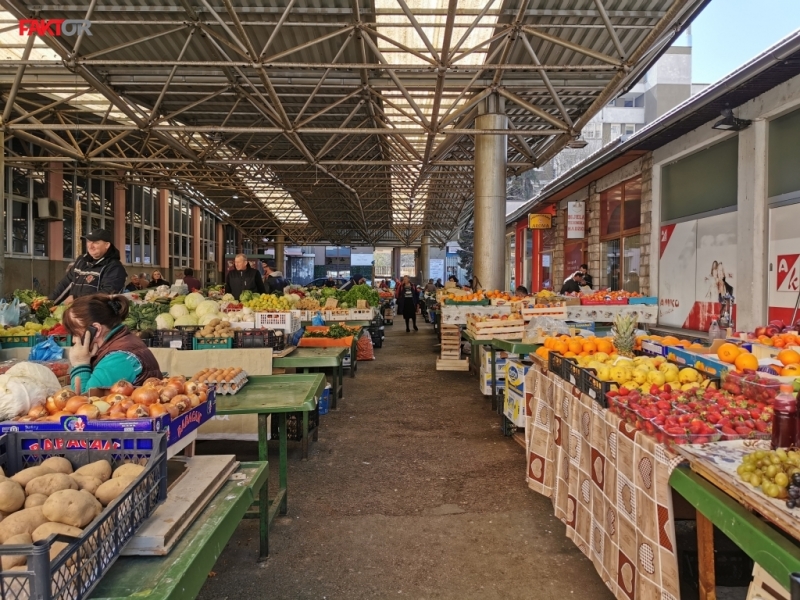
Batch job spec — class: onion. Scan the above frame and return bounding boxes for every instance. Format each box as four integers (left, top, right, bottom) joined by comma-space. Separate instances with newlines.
108, 408, 126, 420
163, 404, 180, 419
196, 391, 207, 403
45, 395, 66, 415
184, 381, 199, 395
131, 387, 160, 406
54, 388, 76, 402
170, 395, 189, 413
143, 377, 164, 388
126, 404, 149, 419
110, 380, 135, 396
120, 399, 135, 411
166, 378, 186, 394
186, 394, 201, 408
105, 393, 128, 405
48, 411, 72, 422
159, 385, 181, 403
92, 400, 112, 416
148, 404, 169, 418
65, 396, 89, 414
17, 416, 33, 423
76, 404, 100, 420
28, 405, 49, 419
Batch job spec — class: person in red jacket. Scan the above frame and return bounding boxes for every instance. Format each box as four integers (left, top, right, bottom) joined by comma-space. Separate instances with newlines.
182, 268, 202, 292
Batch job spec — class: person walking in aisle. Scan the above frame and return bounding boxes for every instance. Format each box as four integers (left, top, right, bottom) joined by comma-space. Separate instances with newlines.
396, 275, 419, 332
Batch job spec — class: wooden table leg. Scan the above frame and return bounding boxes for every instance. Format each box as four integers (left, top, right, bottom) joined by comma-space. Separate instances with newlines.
279, 413, 288, 514
697, 510, 716, 600
490, 346, 497, 411
259, 468, 269, 560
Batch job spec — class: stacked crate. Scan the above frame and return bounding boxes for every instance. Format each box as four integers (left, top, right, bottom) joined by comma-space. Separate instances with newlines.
436, 324, 468, 371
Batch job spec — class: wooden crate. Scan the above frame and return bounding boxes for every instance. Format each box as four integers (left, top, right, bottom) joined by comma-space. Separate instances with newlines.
746, 563, 788, 600
440, 324, 462, 359
466, 316, 525, 340
436, 358, 469, 371
521, 305, 567, 321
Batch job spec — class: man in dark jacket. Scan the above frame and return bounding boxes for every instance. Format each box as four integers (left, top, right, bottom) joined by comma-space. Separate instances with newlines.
50, 229, 127, 304
261, 259, 287, 293
225, 254, 266, 300
560, 272, 584, 295
182, 268, 203, 292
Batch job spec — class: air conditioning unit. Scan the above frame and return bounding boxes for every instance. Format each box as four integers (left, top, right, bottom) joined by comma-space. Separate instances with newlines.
35, 197, 63, 221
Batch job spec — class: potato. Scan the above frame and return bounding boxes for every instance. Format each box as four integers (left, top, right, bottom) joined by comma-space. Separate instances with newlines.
95, 477, 135, 506
32, 522, 82, 543
40, 457, 73, 475
112, 464, 145, 480
49, 541, 68, 561
70, 474, 103, 495
42, 490, 97, 529
79, 490, 102, 519
24, 494, 48, 509
0, 507, 48, 543
25, 473, 79, 497
73, 460, 112, 483
1, 533, 32, 570
0, 480, 25, 513
10, 465, 54, 488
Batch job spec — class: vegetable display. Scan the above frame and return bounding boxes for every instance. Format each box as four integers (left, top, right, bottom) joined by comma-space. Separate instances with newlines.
303, 324, 358, 339
340, 284, 380, 308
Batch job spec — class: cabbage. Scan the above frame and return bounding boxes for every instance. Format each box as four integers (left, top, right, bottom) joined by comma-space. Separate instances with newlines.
222, 293, 235, 302
53, 305, 68, 322
169, 304, 190, 319
185, 292, 205, 310
198, 313, 218, 326
174, 314, 198, 326
195, 300, 220, 317
156, 314, 174, 330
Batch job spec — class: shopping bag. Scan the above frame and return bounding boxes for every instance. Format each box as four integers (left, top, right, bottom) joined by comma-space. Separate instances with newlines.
311, 311, 326, 326
29, 336, 65, 361
0, 298, 21, 327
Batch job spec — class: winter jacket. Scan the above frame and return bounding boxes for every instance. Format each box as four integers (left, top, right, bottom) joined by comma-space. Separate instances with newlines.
559, 279, 582, 294
265, 271, 287, 293
148, 278, 170, 288
50, 245, 127, 304
395, 283, 419, 314
225, 266, 266, 300
183, 276, 202, 292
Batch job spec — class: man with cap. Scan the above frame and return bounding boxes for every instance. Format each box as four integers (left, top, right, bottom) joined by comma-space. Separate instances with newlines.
261, 259, 287, 293
50, 228, 127, 304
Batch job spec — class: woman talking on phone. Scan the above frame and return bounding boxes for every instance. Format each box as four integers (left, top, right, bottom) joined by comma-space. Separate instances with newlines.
62, 294, 161, 391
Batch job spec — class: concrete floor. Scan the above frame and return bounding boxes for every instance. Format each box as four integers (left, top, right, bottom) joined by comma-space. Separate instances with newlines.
197, 323, 616, 600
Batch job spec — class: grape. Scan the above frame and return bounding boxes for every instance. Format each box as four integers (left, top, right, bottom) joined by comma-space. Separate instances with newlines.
792, 473, 800, 486
749, 474, 762, 486
790, 487, 800, 499
776, 473, 790, 488
788, 500, 796, 509
767, 465, 780, 478
771, 455, 783, 465
765, 484, 781, 498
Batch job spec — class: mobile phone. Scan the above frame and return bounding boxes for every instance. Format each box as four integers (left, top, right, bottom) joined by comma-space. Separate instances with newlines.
85, 325, 98, 346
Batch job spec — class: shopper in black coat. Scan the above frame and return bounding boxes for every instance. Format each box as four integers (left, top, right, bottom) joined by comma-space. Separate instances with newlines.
395, 275, 419, 332
225, 254, 267, 300
50, 229, 127, 304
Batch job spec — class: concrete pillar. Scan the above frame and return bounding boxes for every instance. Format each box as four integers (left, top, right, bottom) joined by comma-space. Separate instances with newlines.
0, 132, 5, 296
113, 182, 125, 263
736, 119, 768, 332
473, 107, 507, 291
392, 247, 401, 280
47, 163, 64, 262
419, 234, 430, 282
158, 189, 170, 270
587, 182, 601, 287
191, 205, 201, 269
553, 209, 566, 287
216, 222, 225, 283
275, 234, 285, 273
638, 153, 654, 296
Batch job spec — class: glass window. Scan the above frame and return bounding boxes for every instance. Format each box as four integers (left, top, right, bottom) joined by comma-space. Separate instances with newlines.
600, 239, 620, 290
598, 176, 642, 290
524, 229, 533, 291
63, 212, 74, 260
104, 180, 114, 217
12, 201, 28, 254
11, 168, 28, 197
541, 225, 556, 290
601, 185, 623, 236
624, 179, 642, 231
621, 234, 641, 293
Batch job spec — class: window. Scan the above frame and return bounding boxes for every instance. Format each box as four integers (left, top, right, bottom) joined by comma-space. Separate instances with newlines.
2, 156, 47, 258
400, 249, 415, 278
506, 233, 515, 291
540, 225, 555, 290
583, 122, 602, 140
599, 177, 642, 290
610, 124, 621, 139
225, 225, 237, 256
126, 186, 160, 267
169, 193, 193, 268
624, 124, 635, 136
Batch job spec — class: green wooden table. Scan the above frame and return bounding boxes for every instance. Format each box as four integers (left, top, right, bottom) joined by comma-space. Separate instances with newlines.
460, 329, 489, 376
671, 466, 800, 597
272, 347, 347, 409
91, 461, 269, 599
300, 326, 363, 378
489, 338, 541, 435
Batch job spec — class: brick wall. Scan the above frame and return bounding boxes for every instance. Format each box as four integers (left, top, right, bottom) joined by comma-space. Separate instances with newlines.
552, 208, 565, 288
587, 181, 601, 286
639, 152, 654, 295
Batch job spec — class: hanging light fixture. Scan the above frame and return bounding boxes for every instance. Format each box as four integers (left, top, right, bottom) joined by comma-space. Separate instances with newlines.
712, 108, 751, 131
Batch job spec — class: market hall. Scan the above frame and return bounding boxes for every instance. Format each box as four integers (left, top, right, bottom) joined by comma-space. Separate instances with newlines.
1, 0, 800, 598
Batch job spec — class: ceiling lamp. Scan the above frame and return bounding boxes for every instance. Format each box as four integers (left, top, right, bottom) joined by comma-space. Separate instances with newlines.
712, 108, 751, 131
567, 136, 588, 149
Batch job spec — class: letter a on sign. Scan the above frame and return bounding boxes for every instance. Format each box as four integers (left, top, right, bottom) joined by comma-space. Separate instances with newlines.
777, 254, 800, 292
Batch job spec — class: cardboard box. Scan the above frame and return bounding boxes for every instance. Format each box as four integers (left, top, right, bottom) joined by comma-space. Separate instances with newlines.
478, 371, 505, 396
665, 339, 751, 377
0, 392, 216, 448
505, 359, 533, 397
641, 340, 667, 357
503, 387, 526, 427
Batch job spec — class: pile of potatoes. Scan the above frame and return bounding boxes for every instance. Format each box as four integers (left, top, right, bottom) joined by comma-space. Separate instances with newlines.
195, 319, 234, 339
0, 457, 146, 571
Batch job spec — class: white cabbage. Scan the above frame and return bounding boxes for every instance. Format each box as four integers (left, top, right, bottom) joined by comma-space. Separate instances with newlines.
0, 362, 61, 420
169, 304, 190, 319
195, 300, 220, 317
185, 292, 205, 310
198, 313, 218, 326
174, 314, 199, 326
156, 314, 174, 330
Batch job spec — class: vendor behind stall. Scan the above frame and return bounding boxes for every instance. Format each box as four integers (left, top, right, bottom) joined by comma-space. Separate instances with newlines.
62, 294, 161, 391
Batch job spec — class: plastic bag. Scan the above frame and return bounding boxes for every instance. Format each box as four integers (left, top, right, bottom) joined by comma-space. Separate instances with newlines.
289, 327, 304, 348
0, 298, 21, 327
311, 311, 326, 326
356, 330, 375, 361
525, 316, 570, 338
28, 336, 65, 361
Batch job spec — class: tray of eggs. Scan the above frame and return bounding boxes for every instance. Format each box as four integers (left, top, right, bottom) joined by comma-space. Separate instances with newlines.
190, 367, 248, 395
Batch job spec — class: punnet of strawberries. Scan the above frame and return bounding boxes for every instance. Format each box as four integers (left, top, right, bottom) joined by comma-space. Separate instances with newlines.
607, 383, 773, 446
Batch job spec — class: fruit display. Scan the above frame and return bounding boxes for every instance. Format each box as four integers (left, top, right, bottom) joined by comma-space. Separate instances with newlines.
722, 370, 781, 403
303, 324, 359, 339
636, 333, 705, 351
194, 319, 234, 339
748, 318, 800, 346
340, 284, 381, 308
10, 377, 210, 423
737, 450, 800, 504
579, 290, 643, 303
468, 311, 523, 323
295, 297, 321, 311
190, 368, 247, 394
242, 294, 293, 311
0, 322, 45, 339
613, 313, 638, 357
608, 384, 773, 445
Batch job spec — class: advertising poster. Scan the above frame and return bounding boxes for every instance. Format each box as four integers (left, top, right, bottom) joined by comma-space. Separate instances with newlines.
658, 221, 697, 327
564, 242, 584, 280
768, 202, 800, 323
429, 259, 444, 282
566, 201, 585, 239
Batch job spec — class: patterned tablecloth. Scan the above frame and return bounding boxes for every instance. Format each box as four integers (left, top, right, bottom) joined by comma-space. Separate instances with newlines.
525, 368, 684, 600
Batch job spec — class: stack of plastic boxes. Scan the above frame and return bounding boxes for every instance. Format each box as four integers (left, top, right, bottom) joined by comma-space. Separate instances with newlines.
479, 346, 509, 396
503, 359, 533, 428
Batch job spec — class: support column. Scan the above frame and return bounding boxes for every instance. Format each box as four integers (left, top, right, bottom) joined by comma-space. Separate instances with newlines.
47, 163, 64, 262
216, 222, 225, 283
191, 205, 201, 269
473, 104, 507, 292
392, 247, 401, 280
0, 132, 4, 296
587, 182, 601, 287
638, 153, 654, 296
736, 119, 768, 332
552, 209, 566, 288
275, 234, 285, 273
158, 189, 170, 270
113, 182, 125, 263
420, 234, 430, 282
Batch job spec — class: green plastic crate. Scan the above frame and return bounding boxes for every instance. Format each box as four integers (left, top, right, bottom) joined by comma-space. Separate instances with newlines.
192, 337, 233, 350
1, 334, 42, 348
51, 334, 73, 347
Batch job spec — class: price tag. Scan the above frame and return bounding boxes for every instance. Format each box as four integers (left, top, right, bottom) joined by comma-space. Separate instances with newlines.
569, 375, 576, 385
169, 340, 182, 348
589, 388, 596, 399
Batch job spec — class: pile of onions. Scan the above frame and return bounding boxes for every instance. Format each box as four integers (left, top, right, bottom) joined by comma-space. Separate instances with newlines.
17, 376, 210, 422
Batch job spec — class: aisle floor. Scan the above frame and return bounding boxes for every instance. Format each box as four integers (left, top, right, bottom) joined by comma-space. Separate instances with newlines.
197, 324, 615, 600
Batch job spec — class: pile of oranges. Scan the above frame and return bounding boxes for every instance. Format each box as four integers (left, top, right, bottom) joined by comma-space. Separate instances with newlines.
484, 290, 513, 301
535, 335, 616, 360
443, 290, 485, 302
716, 343, 800, 376
634, 334, 705, 351
755, 332, 800, 348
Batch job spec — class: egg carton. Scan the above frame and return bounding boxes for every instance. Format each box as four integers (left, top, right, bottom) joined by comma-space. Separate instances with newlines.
193, 370, 249, 395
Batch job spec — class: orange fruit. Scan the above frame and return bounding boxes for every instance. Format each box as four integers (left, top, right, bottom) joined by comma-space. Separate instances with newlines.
582, 341, 597, 353
544, 338, 555, 350
777, 349, 800, 367
578, 351, 589, 357
596, 339, 613, 354
564, 351, 577, 358
733, 352, 758, 372
554, 341, 568, 355
716, 343, 742, 364
774, 339, 786, 348
568, 340, 583, 354
781, 364, 800, 377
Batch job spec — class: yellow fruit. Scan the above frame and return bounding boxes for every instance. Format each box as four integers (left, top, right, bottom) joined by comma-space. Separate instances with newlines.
647, 371, 666, 386
664, 370, 678, 383
681, 382, 700, 391
678, 367, 700, 384
632, 370, 648, 385
596, 367, 611, 382
611, 366, 631, 384
593, 352, 609, 363
622, 381, 639, 390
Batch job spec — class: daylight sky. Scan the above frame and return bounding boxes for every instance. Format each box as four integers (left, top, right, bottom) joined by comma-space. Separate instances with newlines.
691, 0, 800, 84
